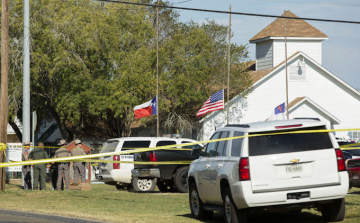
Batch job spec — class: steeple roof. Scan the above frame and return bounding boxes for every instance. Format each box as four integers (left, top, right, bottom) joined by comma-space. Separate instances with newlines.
249, 11, 328, 42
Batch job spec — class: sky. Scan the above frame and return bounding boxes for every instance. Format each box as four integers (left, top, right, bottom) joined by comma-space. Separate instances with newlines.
169, 0, 360, 90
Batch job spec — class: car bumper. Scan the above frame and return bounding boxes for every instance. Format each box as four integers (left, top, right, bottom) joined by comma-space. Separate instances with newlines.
132, 168, 160, 178
98, 169, 132, 184
347, 167, 360, 187
231, 172, 349, 209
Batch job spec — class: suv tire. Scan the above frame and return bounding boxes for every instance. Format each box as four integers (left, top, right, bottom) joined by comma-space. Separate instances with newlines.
321, 198, 345, 222
131, 177, 156, 192
223, 188, 247, 223
173, 166, 189, 193
189, 182, 213, 220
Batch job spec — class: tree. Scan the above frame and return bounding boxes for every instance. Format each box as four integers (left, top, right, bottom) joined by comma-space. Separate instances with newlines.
4, 0, 252, 141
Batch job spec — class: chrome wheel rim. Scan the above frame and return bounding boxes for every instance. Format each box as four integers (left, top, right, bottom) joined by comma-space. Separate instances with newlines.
191, 189, 200, 216
225, 195, 231, 223
137, 179, 153, 191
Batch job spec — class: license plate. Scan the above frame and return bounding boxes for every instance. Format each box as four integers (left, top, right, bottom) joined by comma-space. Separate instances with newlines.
286, 164, 303, 173
120, 155, 134, 161
353, 174, 359, 180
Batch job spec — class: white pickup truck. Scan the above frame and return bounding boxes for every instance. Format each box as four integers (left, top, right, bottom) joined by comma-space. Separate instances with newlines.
188, 118, 349, 223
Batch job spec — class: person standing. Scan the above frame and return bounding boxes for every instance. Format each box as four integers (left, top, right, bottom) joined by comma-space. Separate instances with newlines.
21, 141, 32, 190
29, 142, 49, 190
54, 140, 70, 190
71, 139, 87, 183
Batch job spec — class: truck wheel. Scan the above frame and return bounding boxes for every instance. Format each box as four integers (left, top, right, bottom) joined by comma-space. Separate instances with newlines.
223, 188, 247, 223
189, 182, 213, 220
173, 166, 189, 193
131, 177, 156, 192
321, 198, 345, 222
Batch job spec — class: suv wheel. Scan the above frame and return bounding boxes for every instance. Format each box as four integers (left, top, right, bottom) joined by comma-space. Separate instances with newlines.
223, 188, 247, 223
131, 177, 156, 192
321, 198, 345, 222
189, 182, 213, 220
173, 166, 189, 193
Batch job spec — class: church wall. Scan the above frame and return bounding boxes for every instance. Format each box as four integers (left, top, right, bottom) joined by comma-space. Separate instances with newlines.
273, 40, 322, 66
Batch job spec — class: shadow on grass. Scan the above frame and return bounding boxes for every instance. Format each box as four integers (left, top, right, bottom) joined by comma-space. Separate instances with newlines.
178, 211, 324, 223
6, 183, 23, 190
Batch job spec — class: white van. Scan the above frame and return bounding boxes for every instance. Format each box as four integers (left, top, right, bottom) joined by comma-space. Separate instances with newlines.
98, 137, 200, 192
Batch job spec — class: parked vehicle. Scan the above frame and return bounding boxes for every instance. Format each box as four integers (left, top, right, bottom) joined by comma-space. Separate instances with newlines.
188, 118, 349, 223
346, 158, 360, 189
98, 137, 202, 192
131, 137, 203, 193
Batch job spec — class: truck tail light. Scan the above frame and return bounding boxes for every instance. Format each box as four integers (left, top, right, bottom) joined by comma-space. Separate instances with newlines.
113, 155, 120, 169
239, 158, 250, 181
149, 152, 157, 162
335, 149, 346, 172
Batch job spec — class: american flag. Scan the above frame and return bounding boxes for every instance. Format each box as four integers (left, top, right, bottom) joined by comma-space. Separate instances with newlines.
196, 90, 224, 117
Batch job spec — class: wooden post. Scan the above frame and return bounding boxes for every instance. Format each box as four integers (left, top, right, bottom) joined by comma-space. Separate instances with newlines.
0, 0, 9, 191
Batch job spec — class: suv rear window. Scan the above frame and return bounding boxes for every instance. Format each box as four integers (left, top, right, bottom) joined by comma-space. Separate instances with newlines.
101, 140, 119, 153
248, 126, 333, 156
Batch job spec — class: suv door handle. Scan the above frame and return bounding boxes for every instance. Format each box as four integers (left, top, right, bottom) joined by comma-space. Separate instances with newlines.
217, 164, 223, 168
206, 164, 210, 168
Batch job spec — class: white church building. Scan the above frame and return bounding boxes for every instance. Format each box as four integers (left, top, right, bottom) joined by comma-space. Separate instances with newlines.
200, 11, 360, 141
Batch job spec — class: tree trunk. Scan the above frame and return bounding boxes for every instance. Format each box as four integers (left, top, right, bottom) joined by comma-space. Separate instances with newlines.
8, 120, 22, 142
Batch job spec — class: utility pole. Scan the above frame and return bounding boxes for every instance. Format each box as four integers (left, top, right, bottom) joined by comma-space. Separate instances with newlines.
227, 5, 231, 124
23, 0, 31, 144
156, 0, 159, 137
284, 11, 289, 120
0, 0, 9, 191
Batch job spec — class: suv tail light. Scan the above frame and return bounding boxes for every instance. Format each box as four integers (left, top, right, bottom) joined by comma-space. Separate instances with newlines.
149, 152, 157, 162
239, 158, 250, 181
275, 124, 302, 129
335, 149, 346, 172
113, 155, 120, 169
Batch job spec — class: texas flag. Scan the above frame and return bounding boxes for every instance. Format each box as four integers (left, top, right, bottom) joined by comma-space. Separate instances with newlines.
268, 102, 286, 121
134, 96, 157, 119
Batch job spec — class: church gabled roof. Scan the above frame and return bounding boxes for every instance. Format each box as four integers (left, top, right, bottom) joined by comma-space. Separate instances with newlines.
249, 11, 328, 42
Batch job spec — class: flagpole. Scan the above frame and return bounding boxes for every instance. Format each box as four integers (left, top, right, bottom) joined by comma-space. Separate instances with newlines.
284, 11, 289, 120
156, 0, 160, 136
227, 5, 231, 125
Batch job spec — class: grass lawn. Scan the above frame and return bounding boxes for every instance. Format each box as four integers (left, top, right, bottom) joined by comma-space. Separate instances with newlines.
1, 182, 360, 222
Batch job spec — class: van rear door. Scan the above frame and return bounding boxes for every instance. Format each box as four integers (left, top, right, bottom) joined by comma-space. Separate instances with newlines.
248, 126, 340, 193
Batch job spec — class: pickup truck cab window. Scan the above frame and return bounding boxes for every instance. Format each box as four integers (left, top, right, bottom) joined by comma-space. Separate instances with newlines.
156, 140, 177, 147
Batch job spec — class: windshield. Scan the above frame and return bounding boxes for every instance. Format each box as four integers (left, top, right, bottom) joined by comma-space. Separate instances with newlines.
100, 140, 119, 153
248, 126, 333, 156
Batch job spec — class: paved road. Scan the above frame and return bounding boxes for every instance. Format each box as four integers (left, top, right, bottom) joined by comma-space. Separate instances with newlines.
0, 209, 106, 223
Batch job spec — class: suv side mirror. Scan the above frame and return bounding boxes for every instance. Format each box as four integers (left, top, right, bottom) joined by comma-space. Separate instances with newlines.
192, 147, 204, 157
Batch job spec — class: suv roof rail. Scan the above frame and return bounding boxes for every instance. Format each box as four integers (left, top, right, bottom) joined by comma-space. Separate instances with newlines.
225, 124, 250, 128
293, 118, 320, 121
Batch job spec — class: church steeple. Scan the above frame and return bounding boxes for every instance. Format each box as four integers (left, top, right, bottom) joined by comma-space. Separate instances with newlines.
249, 11, 328, 71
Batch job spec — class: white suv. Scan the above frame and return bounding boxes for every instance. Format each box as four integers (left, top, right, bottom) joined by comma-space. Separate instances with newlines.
188, 118, 349, 223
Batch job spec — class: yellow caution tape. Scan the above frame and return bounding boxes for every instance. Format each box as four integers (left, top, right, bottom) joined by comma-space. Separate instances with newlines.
80, 159, 192, 165
1, 127, 360, 167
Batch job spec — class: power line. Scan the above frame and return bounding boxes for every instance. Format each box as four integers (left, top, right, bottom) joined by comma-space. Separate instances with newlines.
174, 0, 193, 4
96, 0, 360, 24
257, 0, 360, 7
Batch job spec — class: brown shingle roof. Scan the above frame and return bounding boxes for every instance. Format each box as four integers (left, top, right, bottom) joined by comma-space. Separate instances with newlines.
250, 11, 328, 42
287, 97, 305, 109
